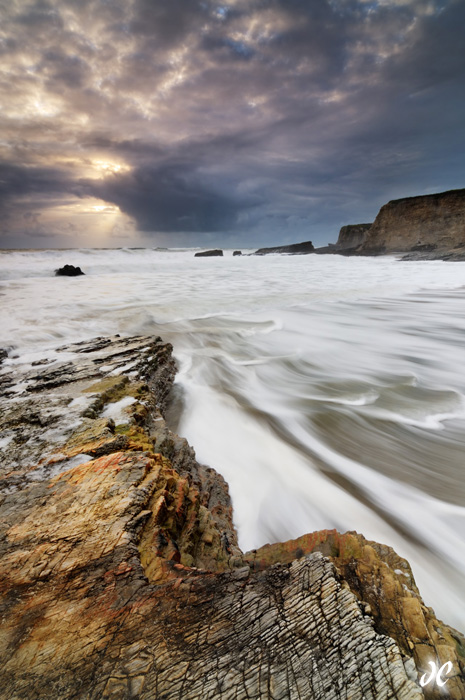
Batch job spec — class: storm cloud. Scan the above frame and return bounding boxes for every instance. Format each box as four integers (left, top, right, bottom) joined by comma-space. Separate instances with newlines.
0, 0, 464, 247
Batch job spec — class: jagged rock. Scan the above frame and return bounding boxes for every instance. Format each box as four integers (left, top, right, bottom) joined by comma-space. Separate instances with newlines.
194, 249, 223, 257
0, 335, 464, 699
55, 264, 85, 276
246, 530, 465, 700
0, 349, 7, 364
359, 188, 465, 257
254, 240, 315, 255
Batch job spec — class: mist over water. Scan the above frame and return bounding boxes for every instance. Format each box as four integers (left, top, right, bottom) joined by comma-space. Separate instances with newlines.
1, 248, 465, 630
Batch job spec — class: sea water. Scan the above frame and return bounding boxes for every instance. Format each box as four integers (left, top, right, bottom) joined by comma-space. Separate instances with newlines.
1, 247, 465, 631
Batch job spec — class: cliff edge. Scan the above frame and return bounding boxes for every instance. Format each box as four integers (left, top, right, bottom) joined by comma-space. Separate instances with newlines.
359, 188, 465, 259
0, 336, 464, 699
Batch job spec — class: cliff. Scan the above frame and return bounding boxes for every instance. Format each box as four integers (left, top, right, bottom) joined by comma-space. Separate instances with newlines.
336, 223, 372, 250
0, 336, 464, 699
359, 188, 465, 258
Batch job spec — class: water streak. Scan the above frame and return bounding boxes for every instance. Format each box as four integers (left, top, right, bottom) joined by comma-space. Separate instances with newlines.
1, 248, 465, 630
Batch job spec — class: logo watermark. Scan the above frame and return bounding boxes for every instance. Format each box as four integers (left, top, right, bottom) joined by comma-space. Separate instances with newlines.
419, 661, 453, 688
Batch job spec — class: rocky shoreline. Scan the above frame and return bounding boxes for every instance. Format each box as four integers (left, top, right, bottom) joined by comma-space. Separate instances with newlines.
0, 336, 464, 699
223, 188, 464, 261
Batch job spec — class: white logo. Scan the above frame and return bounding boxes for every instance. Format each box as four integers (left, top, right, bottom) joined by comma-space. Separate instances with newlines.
419, 661, 453, 688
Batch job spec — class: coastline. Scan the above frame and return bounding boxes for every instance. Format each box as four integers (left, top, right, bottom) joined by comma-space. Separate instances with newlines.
1, 335, 464, 699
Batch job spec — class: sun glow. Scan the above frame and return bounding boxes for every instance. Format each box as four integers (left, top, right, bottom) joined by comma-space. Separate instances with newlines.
91, 160, 131, 177
92, 204, 120, 213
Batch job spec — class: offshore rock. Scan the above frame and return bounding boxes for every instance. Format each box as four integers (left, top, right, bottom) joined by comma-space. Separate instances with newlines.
194, 249, 223, 257
359, 188, 465, 258
254, 240, 315, 255
233, 250, 242, 256
0, 335, 464, 699
55, 264, 85, 276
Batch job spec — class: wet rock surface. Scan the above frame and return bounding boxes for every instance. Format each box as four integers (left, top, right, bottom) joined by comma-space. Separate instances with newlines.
0, 335, 464, 699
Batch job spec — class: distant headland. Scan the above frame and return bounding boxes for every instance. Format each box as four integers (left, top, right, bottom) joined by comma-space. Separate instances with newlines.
326, 187, 465, 261
194, 188, 465, 261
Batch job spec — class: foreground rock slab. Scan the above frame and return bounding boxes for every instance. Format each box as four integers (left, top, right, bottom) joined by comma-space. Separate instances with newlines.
0, 336, 464, 699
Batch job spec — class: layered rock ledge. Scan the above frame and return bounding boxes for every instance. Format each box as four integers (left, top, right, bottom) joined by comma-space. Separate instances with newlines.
0, 336, 464, 699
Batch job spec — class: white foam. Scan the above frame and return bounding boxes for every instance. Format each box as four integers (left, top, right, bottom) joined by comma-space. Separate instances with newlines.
101, 396, 137, 424
0, 435, 14, 450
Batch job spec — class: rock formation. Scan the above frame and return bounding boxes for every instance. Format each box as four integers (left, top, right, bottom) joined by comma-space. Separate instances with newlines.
194, 249, 223, 257
233, 250, 242, 256
254, 240, 315, 255
0, 336, 464, 699
359, 188, 465, 259
55, 264, 85, 276
336, 223, 372, 250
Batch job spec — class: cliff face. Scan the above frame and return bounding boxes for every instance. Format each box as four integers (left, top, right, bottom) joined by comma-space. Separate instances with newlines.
0, 336, 464, 699
360, 188, 465, 256
336, 223, 372, 250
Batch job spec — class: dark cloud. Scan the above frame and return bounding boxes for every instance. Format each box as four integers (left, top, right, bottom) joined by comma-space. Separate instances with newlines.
0, 0, 464, 247
84, 163, 262, 232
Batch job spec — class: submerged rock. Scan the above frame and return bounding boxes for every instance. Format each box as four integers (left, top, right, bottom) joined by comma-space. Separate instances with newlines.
194, 249, 223, 257
0, 335, 464, 699
55, 264, 85, 276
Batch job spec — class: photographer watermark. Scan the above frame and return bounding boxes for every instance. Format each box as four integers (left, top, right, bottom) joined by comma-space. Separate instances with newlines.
419, 661, 454, 688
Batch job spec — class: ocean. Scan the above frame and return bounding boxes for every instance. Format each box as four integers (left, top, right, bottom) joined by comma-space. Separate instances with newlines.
1, 247, 465, 631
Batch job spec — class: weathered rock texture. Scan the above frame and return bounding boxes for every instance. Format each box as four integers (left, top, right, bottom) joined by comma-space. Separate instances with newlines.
1, 336, 464, 699
359, 188, 465, 258
336, 223, 372, 250
254, 240, 315, 255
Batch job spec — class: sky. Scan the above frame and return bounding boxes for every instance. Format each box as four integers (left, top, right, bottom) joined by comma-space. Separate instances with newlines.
0, 0, 464, 249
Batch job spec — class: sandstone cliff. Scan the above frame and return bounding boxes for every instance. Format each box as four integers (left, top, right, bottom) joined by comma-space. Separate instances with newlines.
359, 188, 465, 258
0, 336, 464, 699
336, 223, 372, 250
